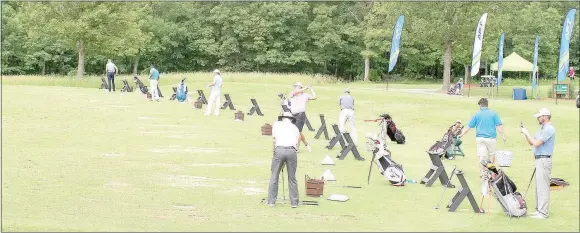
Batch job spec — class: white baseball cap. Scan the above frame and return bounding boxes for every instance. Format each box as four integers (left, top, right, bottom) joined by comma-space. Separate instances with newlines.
293, 82, 303, 88
214, 69, 220, 73
344, 88, 350, 93
533, 108, 551, 118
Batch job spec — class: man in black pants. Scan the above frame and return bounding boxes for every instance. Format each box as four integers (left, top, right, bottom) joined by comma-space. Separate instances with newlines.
105, 59, 119, 92
288, 82, 317, 152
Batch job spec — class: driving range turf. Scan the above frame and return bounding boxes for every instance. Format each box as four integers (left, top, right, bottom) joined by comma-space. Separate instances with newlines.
2, 74, 579, 231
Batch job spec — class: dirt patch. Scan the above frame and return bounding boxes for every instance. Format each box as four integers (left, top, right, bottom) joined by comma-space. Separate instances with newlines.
150, 146, 219, 154
103, 153, 123, 157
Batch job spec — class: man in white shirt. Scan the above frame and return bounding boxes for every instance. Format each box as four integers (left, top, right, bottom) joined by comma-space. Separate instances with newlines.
289, 82, 317, 152
105, 59, 118, 92
205, 69, 223, 116
267, 112, 300, 208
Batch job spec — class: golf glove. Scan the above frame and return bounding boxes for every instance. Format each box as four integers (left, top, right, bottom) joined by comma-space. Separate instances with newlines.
520, 127, 529, 135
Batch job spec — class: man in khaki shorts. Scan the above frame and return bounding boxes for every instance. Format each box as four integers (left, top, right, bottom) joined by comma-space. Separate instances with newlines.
458, 98, 506, 200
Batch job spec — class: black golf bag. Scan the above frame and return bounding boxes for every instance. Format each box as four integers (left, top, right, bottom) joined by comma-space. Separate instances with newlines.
428, 123, 464, 160
379, 114, 406, 144
488, 167, 527, 217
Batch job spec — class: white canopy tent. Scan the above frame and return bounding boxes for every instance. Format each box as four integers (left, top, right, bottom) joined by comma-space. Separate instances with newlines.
490, 52, 538, 72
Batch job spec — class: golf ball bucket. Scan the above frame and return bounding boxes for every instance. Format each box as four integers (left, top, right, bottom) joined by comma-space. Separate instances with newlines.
496, 150, 513, 167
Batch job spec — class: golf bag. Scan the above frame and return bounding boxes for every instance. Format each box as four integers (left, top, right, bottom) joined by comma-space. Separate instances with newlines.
134, 76, 149, 95
447, 83, 462, 95
176, 78, 188, 102
428, 122, 464, 159
379, 114, 406, 144
366, 134, 406, 186
487, 165, 527, 217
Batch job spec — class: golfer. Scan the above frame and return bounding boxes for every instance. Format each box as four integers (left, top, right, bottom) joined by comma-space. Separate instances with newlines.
458, 98, 506, 198
149, 64, 160, 101
338, 88, 357, 145
520, 108, 556, 219
267, 112, 300, 208
105, 59, 118, 92
289, 82, 317, 152
204, 69, 223, 116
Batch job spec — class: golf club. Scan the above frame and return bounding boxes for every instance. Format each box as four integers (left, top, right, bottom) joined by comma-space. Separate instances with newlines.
433, 166, 457, 209
523, 168, 536, 198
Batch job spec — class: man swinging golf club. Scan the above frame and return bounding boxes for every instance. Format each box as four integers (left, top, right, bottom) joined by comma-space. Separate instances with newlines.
288, 82, 317, 152
458, 98, 506, 208
267, 112, 300, 208
520, 108, 556, 219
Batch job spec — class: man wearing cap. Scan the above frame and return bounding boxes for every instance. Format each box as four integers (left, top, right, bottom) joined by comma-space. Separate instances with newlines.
338, 88, 357, 145
267, 112, 300, 208
289, 82, 317, 152
105, 59, 119, 92
520, 108, 556, 219
204, 69, 223, 116
149, 64, 160, 101
458, 98, 506, 200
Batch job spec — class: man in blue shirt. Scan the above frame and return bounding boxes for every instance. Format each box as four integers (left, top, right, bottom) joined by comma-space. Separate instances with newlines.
149, 64, 160, 101
520, 108, 556, 219
458, 98, 506, 201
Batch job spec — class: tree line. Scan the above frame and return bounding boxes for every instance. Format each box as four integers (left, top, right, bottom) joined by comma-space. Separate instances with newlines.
2, 2, 578, 89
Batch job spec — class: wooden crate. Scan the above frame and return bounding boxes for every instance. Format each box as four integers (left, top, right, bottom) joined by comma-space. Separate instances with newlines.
262, 123, 272, 135
305, 175, 324, 197
194, 100, 203, 109
235, 111, 244, 121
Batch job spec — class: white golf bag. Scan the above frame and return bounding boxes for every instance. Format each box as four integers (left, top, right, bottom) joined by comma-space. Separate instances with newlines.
490, 170, 527, 217
365, 133, 406, 186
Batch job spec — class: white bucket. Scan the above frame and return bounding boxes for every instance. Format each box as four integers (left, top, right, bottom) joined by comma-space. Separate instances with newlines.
496, 150, 513, 167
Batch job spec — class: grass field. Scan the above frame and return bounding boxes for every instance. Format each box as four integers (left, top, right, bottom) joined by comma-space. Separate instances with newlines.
2, 74, 579, 231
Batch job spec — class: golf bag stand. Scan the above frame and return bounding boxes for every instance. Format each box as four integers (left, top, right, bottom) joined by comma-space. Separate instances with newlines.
121, 79, 133, 92
326, 124, 347, 150
197, 90, 208, 104
304, 114, 315, 131
314, 114, 329, 140
420, 152, 455, 188
100, 77, 110, 90
247, 99, 263, 116
337, 133, 364, 161
221, 94, 236, 110
446, 170, 480, 212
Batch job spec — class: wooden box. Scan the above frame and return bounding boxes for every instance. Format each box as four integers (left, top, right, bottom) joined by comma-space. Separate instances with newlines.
194, 100, 203, 109
235, 111, 244, 121
305, 175, 324, 197
262, 123, 272, 135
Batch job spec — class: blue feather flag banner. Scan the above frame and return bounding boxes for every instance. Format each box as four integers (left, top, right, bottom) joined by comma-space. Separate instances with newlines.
532, 35, 539, 88
470, 13, 488, 77
557, 9, 577, 81
388, 15, 405, 73
497, 33, 505, 86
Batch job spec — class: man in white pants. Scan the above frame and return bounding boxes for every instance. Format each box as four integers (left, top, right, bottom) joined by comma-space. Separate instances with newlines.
338, 88, 357, 145
205, 69, 223, 116
149, 64, 160, 101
